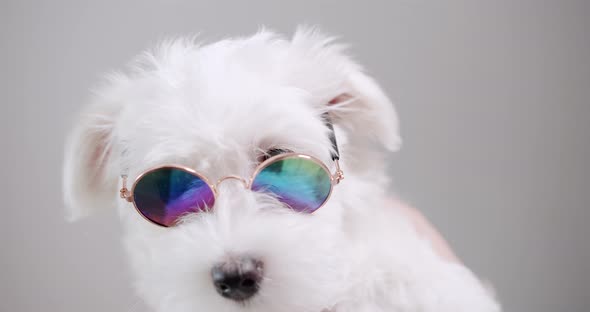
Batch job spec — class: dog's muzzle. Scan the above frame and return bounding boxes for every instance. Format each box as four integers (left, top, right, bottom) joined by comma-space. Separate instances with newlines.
211, 257, 264, 302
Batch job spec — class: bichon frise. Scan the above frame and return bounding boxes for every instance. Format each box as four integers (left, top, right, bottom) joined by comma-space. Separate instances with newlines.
63, 28, 500, 312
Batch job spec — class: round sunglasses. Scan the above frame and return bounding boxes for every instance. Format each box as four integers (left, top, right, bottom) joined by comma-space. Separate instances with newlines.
119, 153, 344, 227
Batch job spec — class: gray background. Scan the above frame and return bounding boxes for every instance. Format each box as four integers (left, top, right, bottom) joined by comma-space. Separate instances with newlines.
1, 0, 588, 311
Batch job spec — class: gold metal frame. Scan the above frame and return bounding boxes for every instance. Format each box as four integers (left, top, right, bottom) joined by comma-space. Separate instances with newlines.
120, 153, 344, 227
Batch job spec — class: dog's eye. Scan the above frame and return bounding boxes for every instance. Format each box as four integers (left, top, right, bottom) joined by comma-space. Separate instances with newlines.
258, 148, 290, 163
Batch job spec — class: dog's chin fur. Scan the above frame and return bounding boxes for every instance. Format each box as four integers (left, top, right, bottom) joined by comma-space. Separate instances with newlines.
63, 27, 501, 312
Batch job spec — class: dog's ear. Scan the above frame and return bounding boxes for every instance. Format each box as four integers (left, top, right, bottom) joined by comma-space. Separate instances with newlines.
324, 72, 402, 152
63, 92, 122, 221
290, 28, 402, 152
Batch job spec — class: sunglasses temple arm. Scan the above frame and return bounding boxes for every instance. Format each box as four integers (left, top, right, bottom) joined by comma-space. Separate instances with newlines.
332, 159, 344, 184
323, 113, 344, 184
119, 175, 134, 202
323, 113, 340, 161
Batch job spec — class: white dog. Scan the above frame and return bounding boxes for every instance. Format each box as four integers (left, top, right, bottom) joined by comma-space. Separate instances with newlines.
63, 28, 500, 312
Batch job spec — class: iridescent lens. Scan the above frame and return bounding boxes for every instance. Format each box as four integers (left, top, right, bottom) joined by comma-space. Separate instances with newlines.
132, 167, 215, 227
251, 156, 332, 213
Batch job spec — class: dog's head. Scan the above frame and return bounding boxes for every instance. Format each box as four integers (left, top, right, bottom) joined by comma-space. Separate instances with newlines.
63, 28, 400, 312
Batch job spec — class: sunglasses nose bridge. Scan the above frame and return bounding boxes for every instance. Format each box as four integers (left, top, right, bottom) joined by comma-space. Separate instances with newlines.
215, 175, 249, 190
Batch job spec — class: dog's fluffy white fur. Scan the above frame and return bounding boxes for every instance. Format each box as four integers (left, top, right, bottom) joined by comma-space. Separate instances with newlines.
63, 28, 501, 312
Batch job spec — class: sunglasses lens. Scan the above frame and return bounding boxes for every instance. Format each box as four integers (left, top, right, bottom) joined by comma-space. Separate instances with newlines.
251, 156, 332, 213
132, 167, 215, 226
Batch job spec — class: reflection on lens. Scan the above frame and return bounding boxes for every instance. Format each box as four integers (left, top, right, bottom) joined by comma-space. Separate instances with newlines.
132, 167, 215, 226
251, 156, 332, 212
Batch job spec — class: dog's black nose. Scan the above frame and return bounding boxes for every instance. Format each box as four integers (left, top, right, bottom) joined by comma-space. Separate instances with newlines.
211, 257, 263, 301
